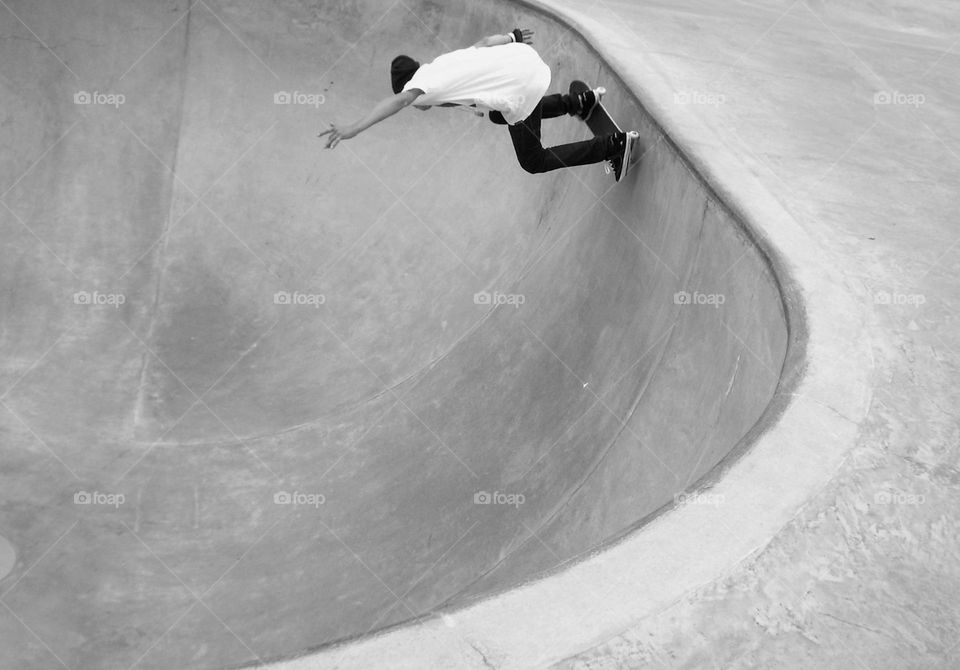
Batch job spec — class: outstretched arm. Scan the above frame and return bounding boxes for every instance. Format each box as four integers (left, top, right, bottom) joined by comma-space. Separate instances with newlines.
319, 89, 421, 149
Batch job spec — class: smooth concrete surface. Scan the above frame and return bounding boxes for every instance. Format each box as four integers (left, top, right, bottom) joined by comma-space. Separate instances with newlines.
0, 535, 14, 582
0, 1, 792, 669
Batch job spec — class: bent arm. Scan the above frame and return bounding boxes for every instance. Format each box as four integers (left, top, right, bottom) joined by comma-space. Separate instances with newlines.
472, 34, 513, 48
472, 29, 533, 48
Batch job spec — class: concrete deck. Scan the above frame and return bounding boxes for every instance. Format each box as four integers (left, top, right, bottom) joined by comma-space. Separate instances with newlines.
0, 0, 957, 668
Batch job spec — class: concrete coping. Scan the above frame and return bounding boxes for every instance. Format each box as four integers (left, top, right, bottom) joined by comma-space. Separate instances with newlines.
265, 1, 872, 668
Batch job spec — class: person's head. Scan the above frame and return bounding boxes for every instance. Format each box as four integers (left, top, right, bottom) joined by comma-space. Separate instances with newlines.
390, 55, 420, 94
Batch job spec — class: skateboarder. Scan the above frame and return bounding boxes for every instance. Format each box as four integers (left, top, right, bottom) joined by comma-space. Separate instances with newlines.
319, 29, 641, 181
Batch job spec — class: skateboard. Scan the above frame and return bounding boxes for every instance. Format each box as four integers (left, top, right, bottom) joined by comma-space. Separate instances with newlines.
569, 80, 639, 181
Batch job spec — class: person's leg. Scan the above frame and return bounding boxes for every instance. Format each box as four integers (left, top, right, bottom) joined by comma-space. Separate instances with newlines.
539, 93, 571, 119
508, 98, 621, 174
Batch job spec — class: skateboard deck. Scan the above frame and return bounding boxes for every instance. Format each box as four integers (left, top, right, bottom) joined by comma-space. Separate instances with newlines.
570, 80, 634, 180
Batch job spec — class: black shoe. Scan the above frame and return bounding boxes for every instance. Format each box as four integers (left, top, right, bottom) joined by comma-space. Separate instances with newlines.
605, 131, 641, 182
571, 87, 605, 121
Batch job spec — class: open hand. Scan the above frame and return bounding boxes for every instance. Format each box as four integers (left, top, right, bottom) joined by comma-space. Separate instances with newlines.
318, 123, 356, 149
517, 28, 534, 44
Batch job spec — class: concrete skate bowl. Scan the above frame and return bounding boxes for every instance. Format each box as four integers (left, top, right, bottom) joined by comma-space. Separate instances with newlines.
0, 0, 794, 668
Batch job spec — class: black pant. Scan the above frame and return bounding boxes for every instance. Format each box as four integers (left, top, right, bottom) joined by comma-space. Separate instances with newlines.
490, 93, 617, 174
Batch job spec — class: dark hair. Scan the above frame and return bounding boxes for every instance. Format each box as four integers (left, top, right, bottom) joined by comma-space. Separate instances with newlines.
391, 55, 420, 94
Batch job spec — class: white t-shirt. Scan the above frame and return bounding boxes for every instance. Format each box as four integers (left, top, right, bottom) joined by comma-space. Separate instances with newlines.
403, 43, 551, 125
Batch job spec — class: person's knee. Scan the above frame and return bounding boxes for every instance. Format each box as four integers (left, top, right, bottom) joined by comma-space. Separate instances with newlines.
517, 153, 545, 174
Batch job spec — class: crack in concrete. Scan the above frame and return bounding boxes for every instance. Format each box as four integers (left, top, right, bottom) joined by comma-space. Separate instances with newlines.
468, 640, 498, 670
820, 611, 900, 643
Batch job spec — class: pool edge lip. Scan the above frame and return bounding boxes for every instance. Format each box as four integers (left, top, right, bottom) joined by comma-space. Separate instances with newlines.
263, 0, 872, 667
